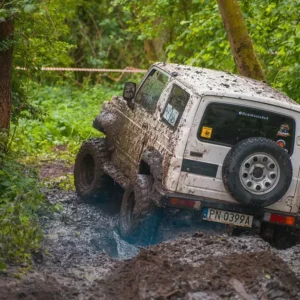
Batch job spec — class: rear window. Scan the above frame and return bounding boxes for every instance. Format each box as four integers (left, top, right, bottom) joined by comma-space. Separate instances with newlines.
199, 103, 295, 154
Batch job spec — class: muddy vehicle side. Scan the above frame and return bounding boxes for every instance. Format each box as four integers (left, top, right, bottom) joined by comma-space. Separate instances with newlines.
75, 63, 300, 245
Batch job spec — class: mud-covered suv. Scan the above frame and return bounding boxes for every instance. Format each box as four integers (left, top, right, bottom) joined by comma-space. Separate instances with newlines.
74, 63, 300, 245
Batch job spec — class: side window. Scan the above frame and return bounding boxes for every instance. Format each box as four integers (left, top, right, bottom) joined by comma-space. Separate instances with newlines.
162, 84, 190, 128
135, 69, 168, 113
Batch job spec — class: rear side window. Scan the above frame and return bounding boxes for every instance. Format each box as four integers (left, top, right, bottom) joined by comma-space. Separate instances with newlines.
162, 84, 190, 128
199, 103, 295, 154
135, 69, 168, 113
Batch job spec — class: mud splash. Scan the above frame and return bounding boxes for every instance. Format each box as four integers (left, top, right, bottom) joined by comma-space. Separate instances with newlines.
41, 189, 224, 263
42, 188, 139, 261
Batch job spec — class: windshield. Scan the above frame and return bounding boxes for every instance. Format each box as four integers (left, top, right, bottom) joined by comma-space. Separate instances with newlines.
199, 103, 295, 154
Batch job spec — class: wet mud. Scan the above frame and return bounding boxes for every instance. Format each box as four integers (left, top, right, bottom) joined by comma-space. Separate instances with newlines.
39, 160, 73, 179
1, 189, 300, 300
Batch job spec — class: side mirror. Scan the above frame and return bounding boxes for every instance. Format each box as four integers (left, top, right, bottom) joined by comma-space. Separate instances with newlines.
123, 82, 136, 102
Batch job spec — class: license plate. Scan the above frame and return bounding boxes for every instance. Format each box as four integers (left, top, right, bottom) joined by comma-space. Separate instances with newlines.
203, 208, 253, 228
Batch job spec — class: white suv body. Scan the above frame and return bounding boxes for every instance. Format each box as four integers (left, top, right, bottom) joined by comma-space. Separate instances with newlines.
79, 62, 300, 241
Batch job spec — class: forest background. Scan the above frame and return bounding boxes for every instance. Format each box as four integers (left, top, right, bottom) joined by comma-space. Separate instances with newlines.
0, 0, 299, 268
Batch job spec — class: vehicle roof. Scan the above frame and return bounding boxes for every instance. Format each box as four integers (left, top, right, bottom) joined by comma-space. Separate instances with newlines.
154, 62, 299, 111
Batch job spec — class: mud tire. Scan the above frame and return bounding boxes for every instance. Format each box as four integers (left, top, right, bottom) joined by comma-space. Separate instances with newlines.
222, 137, 292, 207
119, 175, 162, 245
261, 223, 300, 249
74, 138, 109, 199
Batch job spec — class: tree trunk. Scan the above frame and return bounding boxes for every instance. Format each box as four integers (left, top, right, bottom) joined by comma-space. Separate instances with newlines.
144, 37, 167, 62
217, 0, 265, 81
143, 18, 168, 62
0, 18, 14, 153
0, 18, 14, 132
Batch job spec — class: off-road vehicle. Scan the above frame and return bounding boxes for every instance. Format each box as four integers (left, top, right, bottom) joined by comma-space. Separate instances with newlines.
74, 63, 300, 245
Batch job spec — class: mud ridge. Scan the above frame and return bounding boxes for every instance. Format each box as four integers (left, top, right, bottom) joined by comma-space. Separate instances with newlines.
2, 190, 300, 300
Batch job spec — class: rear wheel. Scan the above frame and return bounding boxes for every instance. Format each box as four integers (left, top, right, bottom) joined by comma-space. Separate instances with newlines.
119, 175, 162, 245
74, 138, 109, 200
260, 223, 300, 249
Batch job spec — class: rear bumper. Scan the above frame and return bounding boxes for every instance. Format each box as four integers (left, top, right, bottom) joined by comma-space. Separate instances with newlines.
155, 185, 300, 229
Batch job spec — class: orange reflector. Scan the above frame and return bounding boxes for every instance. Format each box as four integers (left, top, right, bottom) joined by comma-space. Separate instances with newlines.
286, 216, 296, 226
264, 212, 295, 226
170, 197, 180, 205
277, 140, 285, 148
169, 198, 195, 208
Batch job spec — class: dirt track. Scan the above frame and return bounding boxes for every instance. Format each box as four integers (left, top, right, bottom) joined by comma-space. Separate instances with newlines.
1, 189, 300, 300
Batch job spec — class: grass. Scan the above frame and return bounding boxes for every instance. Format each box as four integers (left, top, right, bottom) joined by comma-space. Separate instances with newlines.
11, 83, 122, 163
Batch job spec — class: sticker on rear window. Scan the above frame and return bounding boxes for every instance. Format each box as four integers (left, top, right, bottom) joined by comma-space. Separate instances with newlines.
201, 126, 213, 139
277, 124, 290, 137
163, 104, 179, 126
239, 111, 269, 120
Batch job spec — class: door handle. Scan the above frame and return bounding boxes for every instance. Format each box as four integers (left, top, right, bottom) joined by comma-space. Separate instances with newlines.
190, 151, 203, 158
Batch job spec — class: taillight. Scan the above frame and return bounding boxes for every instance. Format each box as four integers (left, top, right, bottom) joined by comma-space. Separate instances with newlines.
169, 197, 200, 209
264, 212, 295, 226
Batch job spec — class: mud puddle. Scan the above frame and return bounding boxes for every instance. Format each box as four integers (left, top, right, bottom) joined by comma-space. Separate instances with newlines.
2, 189, 300, 300
42, 189, 229, 263
42, 188, 139, 261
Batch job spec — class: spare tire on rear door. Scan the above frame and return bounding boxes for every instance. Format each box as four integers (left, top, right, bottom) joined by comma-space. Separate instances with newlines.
222, 137, 292, 207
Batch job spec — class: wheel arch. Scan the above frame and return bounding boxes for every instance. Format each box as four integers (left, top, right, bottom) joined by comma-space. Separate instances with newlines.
139, 148, 163, 181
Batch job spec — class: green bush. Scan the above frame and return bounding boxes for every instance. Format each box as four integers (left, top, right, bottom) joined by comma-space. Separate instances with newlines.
0, 156, 45, 270
11, 83, 122, 162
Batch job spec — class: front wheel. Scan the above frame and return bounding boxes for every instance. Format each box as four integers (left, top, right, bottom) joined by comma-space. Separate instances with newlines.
119, 175, 162, 245
74, 138, 108, 200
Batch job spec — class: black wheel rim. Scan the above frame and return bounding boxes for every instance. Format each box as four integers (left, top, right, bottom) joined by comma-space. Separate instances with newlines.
81, 154, 95, 186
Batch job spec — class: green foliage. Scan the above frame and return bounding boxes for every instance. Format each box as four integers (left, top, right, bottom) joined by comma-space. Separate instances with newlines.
13, 1, 73, 71
0, 156, 46, 267
242, 0, 300, 101
0, 35, 14, 51
0, 129, 9, 153
44, 174, 74, 191
11, 83, 121, 161
2, 0, 74, 125
0, 0, 37, 21
112, 0, 300, 102
11, 78, 44, 124
166, 1, 233, 70
57, 0, 147, 71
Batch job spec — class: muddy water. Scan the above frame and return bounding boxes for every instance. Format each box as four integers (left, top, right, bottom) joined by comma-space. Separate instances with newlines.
2, 189, 300, 300
43, 189, 139, 261
43, 189, 229, 263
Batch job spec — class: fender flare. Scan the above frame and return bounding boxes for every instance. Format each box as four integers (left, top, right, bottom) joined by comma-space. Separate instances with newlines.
140, 148, 163, 182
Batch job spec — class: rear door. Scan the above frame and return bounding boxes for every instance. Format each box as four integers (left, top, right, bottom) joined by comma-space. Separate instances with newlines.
177, 96, 296, 205
177, 96, 233, 202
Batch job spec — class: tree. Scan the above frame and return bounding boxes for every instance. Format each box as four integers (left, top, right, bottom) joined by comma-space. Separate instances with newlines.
0, 0, 73, 152
216, 0, 265, 81
0, 17, 13, 152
